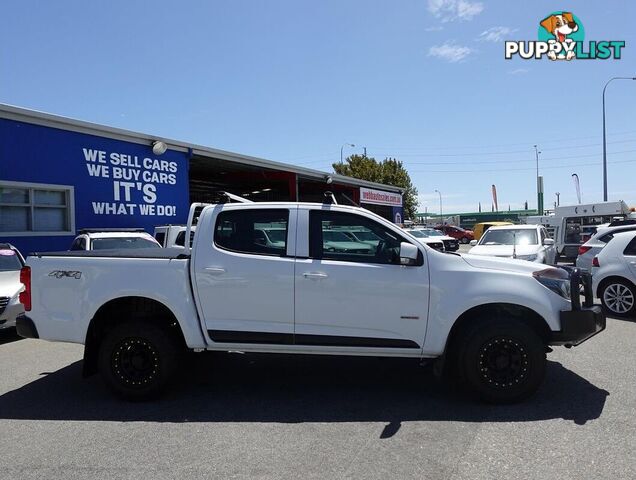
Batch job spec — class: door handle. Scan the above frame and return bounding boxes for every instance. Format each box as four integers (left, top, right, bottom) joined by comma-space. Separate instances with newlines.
303, 272, 328, 279
204, 267, 226, 275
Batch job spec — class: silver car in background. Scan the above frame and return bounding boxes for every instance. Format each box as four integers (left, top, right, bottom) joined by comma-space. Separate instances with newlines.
576, 223, 636, 272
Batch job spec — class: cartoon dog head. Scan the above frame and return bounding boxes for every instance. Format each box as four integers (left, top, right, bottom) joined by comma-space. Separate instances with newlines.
540, 12, 579, 43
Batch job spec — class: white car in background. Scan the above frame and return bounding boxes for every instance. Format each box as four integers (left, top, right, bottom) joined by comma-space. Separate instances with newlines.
592, 230, 636, 318
154, 225, 196, 248
415, 228, 459, 252
0, 243, 25, 331
469, 224, 557, 264
70, 229, 161, 251
403, 228, 445, 252
576, 223, 636, 272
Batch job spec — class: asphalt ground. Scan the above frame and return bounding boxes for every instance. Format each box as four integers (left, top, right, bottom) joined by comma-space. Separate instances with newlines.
0, 303, 633, 480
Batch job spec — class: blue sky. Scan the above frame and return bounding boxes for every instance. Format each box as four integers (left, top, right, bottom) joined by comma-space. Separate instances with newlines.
1, 0, 635, 214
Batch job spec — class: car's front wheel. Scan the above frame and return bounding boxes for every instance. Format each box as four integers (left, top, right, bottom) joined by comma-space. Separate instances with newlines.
460, 237, 470, 244
599, 279, 636, 318
455, 318, 546, 403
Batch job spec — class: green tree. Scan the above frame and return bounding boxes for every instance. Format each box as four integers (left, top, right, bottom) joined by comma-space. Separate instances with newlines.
332, 155, 419, 219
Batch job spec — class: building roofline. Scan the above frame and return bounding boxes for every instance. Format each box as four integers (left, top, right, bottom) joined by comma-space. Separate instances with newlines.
0, 103, 403, 194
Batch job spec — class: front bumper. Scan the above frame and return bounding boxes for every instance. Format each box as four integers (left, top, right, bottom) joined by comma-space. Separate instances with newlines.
0, 302, 24, 329
550, 267, 606, 346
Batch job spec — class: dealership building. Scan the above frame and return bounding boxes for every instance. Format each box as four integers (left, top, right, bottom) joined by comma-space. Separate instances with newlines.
0, 104, 404, 254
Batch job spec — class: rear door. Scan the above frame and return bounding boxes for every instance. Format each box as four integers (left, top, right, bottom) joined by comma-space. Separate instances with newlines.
193, 206, 297, 344
294, 208, 429, 350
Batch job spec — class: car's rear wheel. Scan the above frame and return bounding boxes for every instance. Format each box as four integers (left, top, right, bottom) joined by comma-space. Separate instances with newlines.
98, 320, 181, 400
455, 318, 546, 403
599, 279, 636, 318
460, 237, 470, 244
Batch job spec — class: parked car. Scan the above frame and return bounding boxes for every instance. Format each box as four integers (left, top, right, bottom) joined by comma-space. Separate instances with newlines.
472, 222, 514, 241
18, 202, 605, 404
416, 228, 459, 252
70, 228, 161, 250
403, 228, 445, 252
0, 243, 25, 331
435, 225, 474, 244
154, 225, 196, 248
576, 224, 636, 272
592, 230, 636, 318
469, 224, 557, 264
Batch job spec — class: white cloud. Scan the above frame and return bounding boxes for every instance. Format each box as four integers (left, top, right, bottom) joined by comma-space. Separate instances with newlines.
428, 42, 473, 63
508, 68, 530, 75
428, 0, 484, 22
478, 26, 517, 42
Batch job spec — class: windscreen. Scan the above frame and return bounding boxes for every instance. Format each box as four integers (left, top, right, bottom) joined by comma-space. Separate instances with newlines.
480, 229, 538, 246
0, 249, 23, 271
408, 230, 428, 238
91, 237, 160, 250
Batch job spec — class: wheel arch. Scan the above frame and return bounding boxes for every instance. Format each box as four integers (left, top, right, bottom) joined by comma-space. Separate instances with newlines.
596, 275, 636, 298
83, 296, 187, 377
442, 303, 550, 372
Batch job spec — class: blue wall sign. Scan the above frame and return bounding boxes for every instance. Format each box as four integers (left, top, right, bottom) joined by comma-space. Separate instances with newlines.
0, 119, 189, 254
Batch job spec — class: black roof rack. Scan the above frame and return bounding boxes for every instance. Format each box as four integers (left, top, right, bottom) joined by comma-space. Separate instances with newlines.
78, 228, 146, 234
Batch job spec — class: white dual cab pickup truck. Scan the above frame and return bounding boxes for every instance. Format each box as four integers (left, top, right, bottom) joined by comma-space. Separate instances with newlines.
17, 202, 605, 403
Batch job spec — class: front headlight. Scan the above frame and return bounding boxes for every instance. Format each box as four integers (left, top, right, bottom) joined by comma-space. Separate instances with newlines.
533, 268, 571, 300
516, 253, 538, 261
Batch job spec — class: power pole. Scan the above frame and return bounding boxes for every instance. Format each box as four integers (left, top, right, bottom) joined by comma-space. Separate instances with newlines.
534, 145, 544, 215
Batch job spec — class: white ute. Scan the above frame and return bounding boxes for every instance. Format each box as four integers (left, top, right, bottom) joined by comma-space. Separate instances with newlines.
17, 202, 605, 403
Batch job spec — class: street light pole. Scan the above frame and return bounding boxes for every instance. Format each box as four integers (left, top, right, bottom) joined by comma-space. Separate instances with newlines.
534, 145, 543, 215
434, 189, 442, 223
602, 76, 635, 201
340, 143, 355, 163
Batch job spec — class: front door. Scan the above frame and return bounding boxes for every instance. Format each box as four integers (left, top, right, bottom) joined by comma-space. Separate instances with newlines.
193, 206, 296, 344
294, 209, 429, 350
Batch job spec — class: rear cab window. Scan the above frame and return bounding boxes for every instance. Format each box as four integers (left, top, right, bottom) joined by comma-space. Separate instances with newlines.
214, 209, 290, 257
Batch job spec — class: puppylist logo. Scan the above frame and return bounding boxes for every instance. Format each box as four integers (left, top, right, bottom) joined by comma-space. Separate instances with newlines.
505, 12, 625, 61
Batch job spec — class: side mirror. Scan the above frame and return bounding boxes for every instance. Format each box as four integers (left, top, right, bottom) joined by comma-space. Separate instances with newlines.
469, 240, 478, 246
543, 238, 555, 246
399, 242, 419, 266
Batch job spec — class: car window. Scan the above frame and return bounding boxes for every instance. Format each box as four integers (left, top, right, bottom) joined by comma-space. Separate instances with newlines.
91, 237, 159, 250
70, 238, 83, 251
154, 232, 166, 246
0, 249, 22, 271
480, 229, 538, 246
599, 233, 614, 244
309, 210, 414, 265
174, 230, 195, 247
214, 209, 289, 256
623, 236, 636, 256
407, 230, 427, 238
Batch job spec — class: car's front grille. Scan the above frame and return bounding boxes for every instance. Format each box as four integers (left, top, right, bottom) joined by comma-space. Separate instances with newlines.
0, 297, 9, 315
